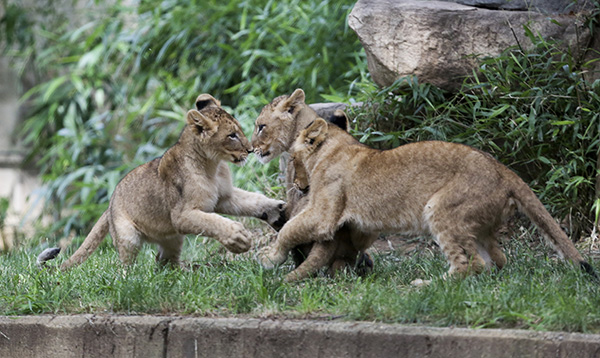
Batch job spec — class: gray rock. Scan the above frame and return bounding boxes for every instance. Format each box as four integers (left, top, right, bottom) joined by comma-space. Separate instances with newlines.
309, 102, 349, 120
348, 0, 593, 91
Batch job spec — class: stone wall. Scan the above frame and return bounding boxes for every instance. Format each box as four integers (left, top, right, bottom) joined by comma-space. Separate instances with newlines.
1, 315, 600, 358
0, 59, 43, 251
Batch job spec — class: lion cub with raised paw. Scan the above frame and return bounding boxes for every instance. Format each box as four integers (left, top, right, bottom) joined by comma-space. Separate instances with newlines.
258, 117, 596, 280
45, 94, 286, 270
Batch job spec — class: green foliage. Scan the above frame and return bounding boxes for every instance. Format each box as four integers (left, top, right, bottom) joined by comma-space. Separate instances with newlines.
350, 27, 600, 234
0, 0, 366, 239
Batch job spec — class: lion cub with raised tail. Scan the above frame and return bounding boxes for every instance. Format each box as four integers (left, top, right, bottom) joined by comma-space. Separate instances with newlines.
52, 94, 285, 270
258, 117, 596, 279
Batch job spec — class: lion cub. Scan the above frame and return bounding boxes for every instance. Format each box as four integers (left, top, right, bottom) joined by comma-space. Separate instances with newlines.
258, 118, 595, 279
252, 89, 376, 281
53, 94, 285, 270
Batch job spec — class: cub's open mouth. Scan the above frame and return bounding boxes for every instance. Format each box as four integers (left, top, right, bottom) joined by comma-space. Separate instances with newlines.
253, 149, 272, 164
232, 156, 247, 165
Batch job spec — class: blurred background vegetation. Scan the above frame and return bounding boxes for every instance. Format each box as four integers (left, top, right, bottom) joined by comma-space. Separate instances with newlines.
0, 0, 367, 241
0, 0, 599, 247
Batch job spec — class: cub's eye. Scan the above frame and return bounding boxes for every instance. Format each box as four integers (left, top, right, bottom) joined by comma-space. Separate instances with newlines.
228, 133, 238, 139
257, 124, 265, 133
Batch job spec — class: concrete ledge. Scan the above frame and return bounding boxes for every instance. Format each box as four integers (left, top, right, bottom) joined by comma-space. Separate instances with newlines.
1, 315, 599, 358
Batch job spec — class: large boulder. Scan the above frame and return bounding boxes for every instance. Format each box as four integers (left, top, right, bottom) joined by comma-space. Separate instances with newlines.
348, 0, 594, 91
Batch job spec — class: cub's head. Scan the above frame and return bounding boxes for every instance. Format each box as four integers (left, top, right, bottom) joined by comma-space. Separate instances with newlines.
290, 118, 329, 191
185, 94, 252, 165
252, 88, 307, 164
291, 118, 328, 167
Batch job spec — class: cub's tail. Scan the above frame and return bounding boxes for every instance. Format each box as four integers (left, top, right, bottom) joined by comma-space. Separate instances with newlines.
510, 173, 597, 279
59, 210, 110, 270
37, 247, 61, 267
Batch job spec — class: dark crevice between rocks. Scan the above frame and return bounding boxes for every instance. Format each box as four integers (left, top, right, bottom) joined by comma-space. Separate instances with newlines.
468, 4, 530, 11
162, 322, 171, 358
439, 0, 593, 15
148, 319, 173, 358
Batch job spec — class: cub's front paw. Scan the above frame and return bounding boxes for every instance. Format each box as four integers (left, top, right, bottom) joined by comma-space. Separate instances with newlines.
256, 245, 287, 269
261, 201, 287, 231
221, 224, 251, 254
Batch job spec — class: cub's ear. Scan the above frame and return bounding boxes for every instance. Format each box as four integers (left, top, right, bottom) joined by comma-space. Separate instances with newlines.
328, 109, 350, 132
195, 94, 221, 111
279, 88, 306, 115
186, 109, 218, 139
303, 118, 328, 146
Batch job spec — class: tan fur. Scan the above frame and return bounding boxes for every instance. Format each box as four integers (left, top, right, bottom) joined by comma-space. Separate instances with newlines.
60, 94, 285, 269
259, 117, 591, 278
252, 89, 377, 282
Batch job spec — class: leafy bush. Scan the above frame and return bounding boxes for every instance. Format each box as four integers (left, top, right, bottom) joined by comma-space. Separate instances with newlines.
0, 0, 366, 239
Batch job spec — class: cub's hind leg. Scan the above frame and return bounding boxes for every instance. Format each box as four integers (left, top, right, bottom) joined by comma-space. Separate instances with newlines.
156, 235, 185, 267
428, 218, 487, 277
482, 234, 506, 269
427, 177, 508, 278
291, 244, 311, 268
350, 230, 378, 276
286, 226, 376, 280
440, 233, 506, 276
110, 215, 144, 266
439, 236, 486, 277
327, 229, 378, 277
284, 240, 338, 282
354, 251, 374, 276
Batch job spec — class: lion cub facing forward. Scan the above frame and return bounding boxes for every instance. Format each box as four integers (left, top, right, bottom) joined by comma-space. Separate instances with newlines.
259, 118, 595, 278
54, 94, 285, 270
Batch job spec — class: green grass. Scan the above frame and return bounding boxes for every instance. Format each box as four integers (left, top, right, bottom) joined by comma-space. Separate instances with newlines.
2, 229, 599, 334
